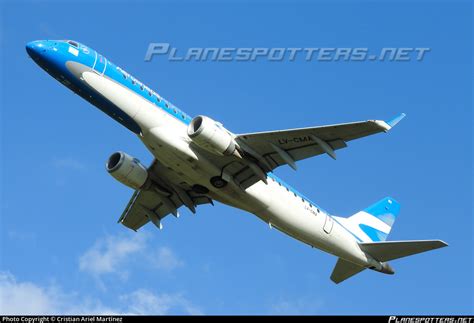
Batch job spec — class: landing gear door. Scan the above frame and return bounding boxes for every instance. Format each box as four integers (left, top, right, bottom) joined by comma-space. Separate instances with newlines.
323, 214, 334, 234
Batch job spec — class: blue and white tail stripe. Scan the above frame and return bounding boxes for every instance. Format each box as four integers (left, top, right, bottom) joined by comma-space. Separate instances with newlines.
364, 197, 399, 228
335, 197, 400, 243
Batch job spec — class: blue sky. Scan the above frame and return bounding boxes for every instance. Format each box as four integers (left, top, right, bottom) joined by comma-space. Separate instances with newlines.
0, 0, 472, 315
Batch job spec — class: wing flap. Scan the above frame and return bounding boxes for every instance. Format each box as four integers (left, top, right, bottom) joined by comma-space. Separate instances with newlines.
119, 189, 177, 231
118, 159, 213, 231
262, 138, 347, 169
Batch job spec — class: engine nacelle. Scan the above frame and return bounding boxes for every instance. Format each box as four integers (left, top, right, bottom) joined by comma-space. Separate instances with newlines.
106, 151, 148, 190
187, 115, 237, 156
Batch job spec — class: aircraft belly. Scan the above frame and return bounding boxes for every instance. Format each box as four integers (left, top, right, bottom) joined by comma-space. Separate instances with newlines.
141, 128, 368, 266
249, 179, 368, 265
82, 71, 142, 119
137, 118, 367, 266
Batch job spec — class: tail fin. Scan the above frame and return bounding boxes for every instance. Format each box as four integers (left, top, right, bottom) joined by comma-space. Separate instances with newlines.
359, 240, 448, 262
330, 197, 448, 284
341, 197, 400, 242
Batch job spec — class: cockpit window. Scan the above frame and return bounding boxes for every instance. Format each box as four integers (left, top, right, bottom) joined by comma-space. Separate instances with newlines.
67, 40, 79, 47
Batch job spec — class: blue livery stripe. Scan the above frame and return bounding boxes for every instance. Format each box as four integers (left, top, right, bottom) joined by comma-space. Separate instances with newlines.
364, 197, 400, 227
359, 224, 388, 242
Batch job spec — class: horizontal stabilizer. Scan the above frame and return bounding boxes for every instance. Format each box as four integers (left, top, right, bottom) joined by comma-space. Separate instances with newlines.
359, 240, 448, 262
330, 258, 366, 284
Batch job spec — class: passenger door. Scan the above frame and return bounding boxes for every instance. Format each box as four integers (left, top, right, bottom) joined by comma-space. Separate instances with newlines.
93, 53, 107, 75
323, 214, 334, 234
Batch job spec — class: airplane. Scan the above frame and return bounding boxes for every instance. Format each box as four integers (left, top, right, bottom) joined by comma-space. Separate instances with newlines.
26, 39, 447, 283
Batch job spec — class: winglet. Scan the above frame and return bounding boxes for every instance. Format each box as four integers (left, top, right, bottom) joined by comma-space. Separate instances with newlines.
386, 113, 406, 128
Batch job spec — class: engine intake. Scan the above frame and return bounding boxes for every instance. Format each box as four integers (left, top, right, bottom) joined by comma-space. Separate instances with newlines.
187, 115, 237, 156
106, 151, 148, 190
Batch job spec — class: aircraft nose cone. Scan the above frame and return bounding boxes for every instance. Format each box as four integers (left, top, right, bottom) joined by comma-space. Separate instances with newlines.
26, 40, 47, 59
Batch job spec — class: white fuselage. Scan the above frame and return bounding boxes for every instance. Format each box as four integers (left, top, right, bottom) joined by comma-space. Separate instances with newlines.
80, 69, 379, 269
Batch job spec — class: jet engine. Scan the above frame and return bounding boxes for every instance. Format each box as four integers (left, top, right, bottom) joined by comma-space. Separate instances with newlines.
106, 151, 148, 190
187, 115, 239, 156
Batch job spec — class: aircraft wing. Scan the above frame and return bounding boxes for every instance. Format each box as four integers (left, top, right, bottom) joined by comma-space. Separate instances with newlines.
118, 160, 213, 231
195, 114, 405, 190
235, 114, 406, 171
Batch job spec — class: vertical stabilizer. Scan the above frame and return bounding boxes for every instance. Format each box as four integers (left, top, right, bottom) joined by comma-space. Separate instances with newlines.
341, 197, 400, 242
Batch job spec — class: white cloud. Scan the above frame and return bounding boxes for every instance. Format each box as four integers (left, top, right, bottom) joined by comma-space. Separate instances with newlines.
121, 289, 202, 315
52, 157, 86, 171
0, 272, 116, 315
149, 246, 184, 271
0, 233, 194, 314
0, 272, 202, 315
78, 233, 184, 286
7, 230, 36, 242
269, 297, 324, 315
79, 233, 147, 278
0, 272, 56, 314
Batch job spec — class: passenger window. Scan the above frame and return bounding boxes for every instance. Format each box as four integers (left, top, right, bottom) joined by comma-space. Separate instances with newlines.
155, 95, 161, 102
140, 85, 144, 90
132, 80, 136, 85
